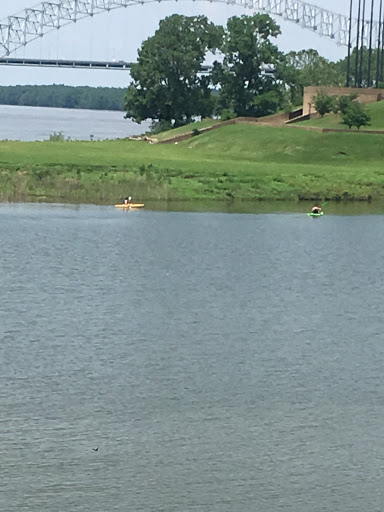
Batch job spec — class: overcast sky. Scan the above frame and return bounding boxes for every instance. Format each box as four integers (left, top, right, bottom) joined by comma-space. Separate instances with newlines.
0, 0, 357, 87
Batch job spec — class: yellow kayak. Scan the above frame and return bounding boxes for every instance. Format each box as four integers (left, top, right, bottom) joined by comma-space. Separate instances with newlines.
115, 203, 144, 209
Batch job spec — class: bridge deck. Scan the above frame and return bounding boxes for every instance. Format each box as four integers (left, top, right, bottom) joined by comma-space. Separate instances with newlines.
0, 57, 213, 72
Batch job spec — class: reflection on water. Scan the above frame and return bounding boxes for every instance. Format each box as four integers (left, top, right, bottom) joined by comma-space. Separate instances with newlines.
6, 199, 384, 216
139, 199, 384, 216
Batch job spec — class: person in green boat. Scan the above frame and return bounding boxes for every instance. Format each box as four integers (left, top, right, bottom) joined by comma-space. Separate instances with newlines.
311, 203, 322, 214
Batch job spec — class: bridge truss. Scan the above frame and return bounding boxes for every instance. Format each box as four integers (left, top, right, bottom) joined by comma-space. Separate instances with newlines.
0, 0, 380, 58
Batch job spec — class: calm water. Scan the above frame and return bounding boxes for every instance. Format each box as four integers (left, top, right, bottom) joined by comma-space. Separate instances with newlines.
0, 104, 150, 141
1, 203, 384, 512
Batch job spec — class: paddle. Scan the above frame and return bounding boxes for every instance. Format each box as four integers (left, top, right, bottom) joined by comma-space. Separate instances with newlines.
321, 201, 328, 207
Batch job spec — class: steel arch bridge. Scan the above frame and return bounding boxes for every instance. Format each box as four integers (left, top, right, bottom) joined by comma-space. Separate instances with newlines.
0, 0, 380, 58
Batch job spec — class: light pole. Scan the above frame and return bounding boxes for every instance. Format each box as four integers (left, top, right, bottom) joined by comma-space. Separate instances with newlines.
346, 0, 354, 86
359, 0, 366, 86
367, 0, 375, 86
376, 0, 383, 86
355, 0, 362, 86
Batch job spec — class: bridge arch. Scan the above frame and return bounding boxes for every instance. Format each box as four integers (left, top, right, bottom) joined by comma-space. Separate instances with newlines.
0, 0, 379, 58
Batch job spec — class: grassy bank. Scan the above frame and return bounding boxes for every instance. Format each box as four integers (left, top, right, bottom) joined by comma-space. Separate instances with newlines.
298, 101, 384, 131
152, 119, 222, 141
1, 120, 383, 203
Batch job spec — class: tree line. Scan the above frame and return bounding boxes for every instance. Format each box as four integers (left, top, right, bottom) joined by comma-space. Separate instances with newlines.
0, 84, 126, 110
1, 14, 381, 125
124, 13, 382, 131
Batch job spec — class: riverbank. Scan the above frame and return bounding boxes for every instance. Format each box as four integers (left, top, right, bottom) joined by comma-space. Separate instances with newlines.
0, 123, 383, 203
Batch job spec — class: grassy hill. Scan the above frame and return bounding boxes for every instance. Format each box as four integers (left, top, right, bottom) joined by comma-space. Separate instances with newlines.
297, 100, 384, 131
0, 117, 383, 203
152, 119, 221, 141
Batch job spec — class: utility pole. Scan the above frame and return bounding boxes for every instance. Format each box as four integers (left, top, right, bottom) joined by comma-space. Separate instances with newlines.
376, 0, 383, 86
355, 0, 362, 86
346, 0, 354, 86
381, 3, 384, 82
359, 0, 366, 87
367, 0, 375, 86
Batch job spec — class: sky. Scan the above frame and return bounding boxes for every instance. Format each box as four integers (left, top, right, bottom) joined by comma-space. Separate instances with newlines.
0, 0, 356, 87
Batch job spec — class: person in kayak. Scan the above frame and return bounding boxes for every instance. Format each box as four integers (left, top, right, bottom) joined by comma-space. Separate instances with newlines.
311, 203, 322, 214
123, 196, 132, 205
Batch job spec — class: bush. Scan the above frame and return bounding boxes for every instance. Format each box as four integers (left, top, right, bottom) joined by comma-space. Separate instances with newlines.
342, 102, 370, 129
313, 93, 335, 117
48, 131, 66, 141
220, 109, 237, 121
253, 91, 280, 117
337, 93, 359, 115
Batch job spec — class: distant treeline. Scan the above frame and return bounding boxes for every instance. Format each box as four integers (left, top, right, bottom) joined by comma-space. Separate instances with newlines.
0, 85, 126, 111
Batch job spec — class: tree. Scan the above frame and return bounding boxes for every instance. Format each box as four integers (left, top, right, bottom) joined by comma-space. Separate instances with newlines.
124, 14, 223, 126
286, 50, 343, 86
342, 102, 370, 129
253, 90, 280, 117
313, 93, 335, 117
212, 14, 283, 117
337, 93, 359, 115
279, 49, 344, 107
336, 46, 382, 87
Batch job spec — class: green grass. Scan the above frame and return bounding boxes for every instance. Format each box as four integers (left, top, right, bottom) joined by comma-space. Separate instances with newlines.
297, 100, 384, 131
0, 121, 383, 203
153, 118, 221, 141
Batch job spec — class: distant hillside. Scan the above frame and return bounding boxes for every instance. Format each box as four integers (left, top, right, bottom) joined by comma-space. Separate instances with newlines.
0, 84, 126, 111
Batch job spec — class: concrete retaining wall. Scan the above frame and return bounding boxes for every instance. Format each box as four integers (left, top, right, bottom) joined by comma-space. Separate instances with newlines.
303, 86, 384, 116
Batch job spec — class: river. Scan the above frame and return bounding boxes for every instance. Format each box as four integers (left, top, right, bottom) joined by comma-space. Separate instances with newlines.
1, 202, 384, 512
0, 104, 150, 141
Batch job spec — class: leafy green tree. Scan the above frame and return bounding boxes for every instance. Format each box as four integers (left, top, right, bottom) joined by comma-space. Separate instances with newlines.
253, 90, 280, 117
124, 14, 223, 126
337, 93, 359, 115
287, 50, 343, 85
342, 102, 370, 129
220, 109, 237, 121
213, 14, 282, 117
331, 96, 340, 115
279, 49, 344, 106
336, 47, 383, 86
313, 93, 335, 117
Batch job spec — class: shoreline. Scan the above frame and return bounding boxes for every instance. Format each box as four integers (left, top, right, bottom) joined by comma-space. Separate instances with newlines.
0, 165, 379, 205
0, 124, 382, 204
2, 198, 384, 217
